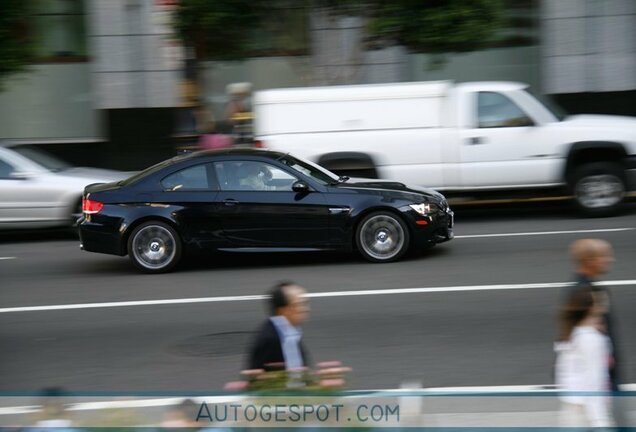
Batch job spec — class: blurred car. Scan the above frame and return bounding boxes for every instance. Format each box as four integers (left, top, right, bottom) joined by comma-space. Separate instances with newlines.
79, 149, 454, 273
0, 145, 130, 229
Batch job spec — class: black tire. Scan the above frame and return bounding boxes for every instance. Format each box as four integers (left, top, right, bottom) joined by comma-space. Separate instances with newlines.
570, 162, 625, 217
355, 211, 410, 263
127, 221, 182, 273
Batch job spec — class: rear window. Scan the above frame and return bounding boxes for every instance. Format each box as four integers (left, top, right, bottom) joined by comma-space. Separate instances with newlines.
118, 156, 186, 187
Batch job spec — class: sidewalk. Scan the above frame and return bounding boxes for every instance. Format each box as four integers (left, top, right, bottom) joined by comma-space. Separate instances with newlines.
1, 384, 634, 428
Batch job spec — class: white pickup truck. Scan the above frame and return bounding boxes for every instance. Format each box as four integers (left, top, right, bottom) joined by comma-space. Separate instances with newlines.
253, 81, 636, 216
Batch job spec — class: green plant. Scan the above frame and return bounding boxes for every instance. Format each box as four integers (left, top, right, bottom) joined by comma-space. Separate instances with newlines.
0, 0, 35, 89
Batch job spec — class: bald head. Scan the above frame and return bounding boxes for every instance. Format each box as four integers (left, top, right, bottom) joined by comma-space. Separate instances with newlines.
570, 239, 614, 277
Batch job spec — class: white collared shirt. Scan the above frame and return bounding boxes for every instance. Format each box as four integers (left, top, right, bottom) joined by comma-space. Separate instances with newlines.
270, 315, 303, 369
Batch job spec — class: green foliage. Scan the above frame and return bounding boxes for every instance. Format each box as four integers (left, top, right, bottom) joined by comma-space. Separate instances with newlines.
367, 0, 504, 53
0, 0, 34, 88
173, 0, 266, 60
174, 0, 503, 60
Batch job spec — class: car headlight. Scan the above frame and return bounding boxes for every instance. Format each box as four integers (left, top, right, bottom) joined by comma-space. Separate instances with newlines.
409, 203, 433, 216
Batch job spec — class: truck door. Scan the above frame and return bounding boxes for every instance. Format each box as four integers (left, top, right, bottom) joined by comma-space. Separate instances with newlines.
458, 91, 557, 188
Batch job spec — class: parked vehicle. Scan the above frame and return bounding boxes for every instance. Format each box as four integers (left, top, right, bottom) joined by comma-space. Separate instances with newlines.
0, 145, 130, 229
253, 81, 636, 216
78, 149, 454, 273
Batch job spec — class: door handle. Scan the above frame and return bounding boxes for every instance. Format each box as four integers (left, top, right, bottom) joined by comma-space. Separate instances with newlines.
223, 199, 239, 206
329, 207, 351, 214
467, 136, 485, 145
468, 137, 486, 145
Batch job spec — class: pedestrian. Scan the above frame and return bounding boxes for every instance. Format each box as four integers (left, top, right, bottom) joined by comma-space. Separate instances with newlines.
224, 82, 253, 145
247, 281, 310, 371
562, 238, 629, 425
555, 286, 614, 427
564, 239, 619, 387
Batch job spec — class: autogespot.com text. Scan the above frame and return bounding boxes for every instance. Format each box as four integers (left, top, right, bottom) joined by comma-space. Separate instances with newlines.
196, 401, 400, 425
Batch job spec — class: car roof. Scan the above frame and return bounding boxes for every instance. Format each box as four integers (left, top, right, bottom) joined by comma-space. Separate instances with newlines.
177, 148, 288, 163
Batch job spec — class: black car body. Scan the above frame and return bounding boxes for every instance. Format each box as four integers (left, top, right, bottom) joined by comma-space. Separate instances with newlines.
79, 149, 453, 273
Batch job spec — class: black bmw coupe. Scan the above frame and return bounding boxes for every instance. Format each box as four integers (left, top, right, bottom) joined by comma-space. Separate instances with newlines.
79, 149, 453, 273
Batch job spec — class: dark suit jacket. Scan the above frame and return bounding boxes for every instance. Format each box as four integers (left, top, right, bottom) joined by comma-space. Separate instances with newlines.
248, 319, 309, 370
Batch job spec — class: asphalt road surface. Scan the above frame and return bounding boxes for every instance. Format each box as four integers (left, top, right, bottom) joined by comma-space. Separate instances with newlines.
2, 203, 635, 392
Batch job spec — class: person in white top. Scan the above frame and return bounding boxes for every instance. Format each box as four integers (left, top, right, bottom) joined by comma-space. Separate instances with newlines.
555, 286, 614, 427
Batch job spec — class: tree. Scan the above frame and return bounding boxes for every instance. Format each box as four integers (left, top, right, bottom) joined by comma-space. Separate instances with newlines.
0, 0, 34, 89
172, 0, 268, 137
310, 0, 503, 83
366, 0, 503, 53
173, 0, 504, 90
173, 0, 266, 61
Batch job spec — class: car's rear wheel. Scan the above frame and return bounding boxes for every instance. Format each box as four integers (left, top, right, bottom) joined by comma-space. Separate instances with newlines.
128, 221, 182, 273
355, 211, 410, 262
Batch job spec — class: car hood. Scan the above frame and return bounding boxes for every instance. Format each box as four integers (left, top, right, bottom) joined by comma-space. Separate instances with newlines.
334, 177, 446, 203
562, 114, 636, 130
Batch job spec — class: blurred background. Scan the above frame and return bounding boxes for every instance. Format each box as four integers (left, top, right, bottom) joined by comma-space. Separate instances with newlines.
2, 1, 636, 427
1, 0, 634, 170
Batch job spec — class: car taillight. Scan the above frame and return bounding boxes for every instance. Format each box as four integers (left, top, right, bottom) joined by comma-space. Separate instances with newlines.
82, 198, 104, 214
253, 140, 266, 148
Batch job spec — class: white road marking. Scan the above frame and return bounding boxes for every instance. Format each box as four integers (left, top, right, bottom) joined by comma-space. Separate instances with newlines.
0, 257, 16, 261
455, 227, 635, 239
1, 280, 635, 314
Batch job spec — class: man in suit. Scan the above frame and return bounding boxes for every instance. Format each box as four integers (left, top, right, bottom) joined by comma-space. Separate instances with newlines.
248, 281, 310, 370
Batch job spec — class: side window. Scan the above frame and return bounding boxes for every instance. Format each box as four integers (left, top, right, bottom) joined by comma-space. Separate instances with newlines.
160, 164, 216, 191
0, 159, 15, 179
215, 161, 297, 191
477, 92, 533, 128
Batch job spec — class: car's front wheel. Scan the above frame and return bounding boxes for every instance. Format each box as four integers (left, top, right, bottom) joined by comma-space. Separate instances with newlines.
128, 221, 182, 273
355, 211, 410, 262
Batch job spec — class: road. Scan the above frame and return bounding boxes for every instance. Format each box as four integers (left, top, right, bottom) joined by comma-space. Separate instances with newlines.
1, 203, 635, 392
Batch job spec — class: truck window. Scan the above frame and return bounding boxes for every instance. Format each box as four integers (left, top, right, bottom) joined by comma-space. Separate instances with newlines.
477, 92, 533, 128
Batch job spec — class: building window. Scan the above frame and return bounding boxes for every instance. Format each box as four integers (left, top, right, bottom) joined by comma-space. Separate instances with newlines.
32, 0, 88, 62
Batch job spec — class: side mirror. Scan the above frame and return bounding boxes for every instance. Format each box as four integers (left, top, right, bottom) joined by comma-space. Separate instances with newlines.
9, 171, 31, 180
292, 181, 310, 193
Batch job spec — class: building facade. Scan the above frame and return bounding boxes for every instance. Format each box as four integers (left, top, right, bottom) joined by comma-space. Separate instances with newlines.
0, 0, 634, 169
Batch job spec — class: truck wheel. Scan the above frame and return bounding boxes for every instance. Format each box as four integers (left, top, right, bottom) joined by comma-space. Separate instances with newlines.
128, 221, 182, 273
355, 211, 410, 262
570, 162, 625, 217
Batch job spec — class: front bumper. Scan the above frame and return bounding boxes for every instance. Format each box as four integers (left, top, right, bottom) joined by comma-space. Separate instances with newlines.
403, 205, 454, 249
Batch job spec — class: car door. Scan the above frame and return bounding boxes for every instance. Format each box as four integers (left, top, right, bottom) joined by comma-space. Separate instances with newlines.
459, 91, 554, 188
0, 153, 64, 225
213, 160, 330, 248
155, 162, 220, 249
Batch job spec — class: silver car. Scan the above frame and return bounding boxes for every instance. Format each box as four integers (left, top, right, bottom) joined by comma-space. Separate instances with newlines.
0, 145, 130, 229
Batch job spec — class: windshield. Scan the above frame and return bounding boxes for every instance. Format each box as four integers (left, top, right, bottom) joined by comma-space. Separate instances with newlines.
529, 90, 567, 121
278, 154, 340, 185
11, 146, 71, 172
